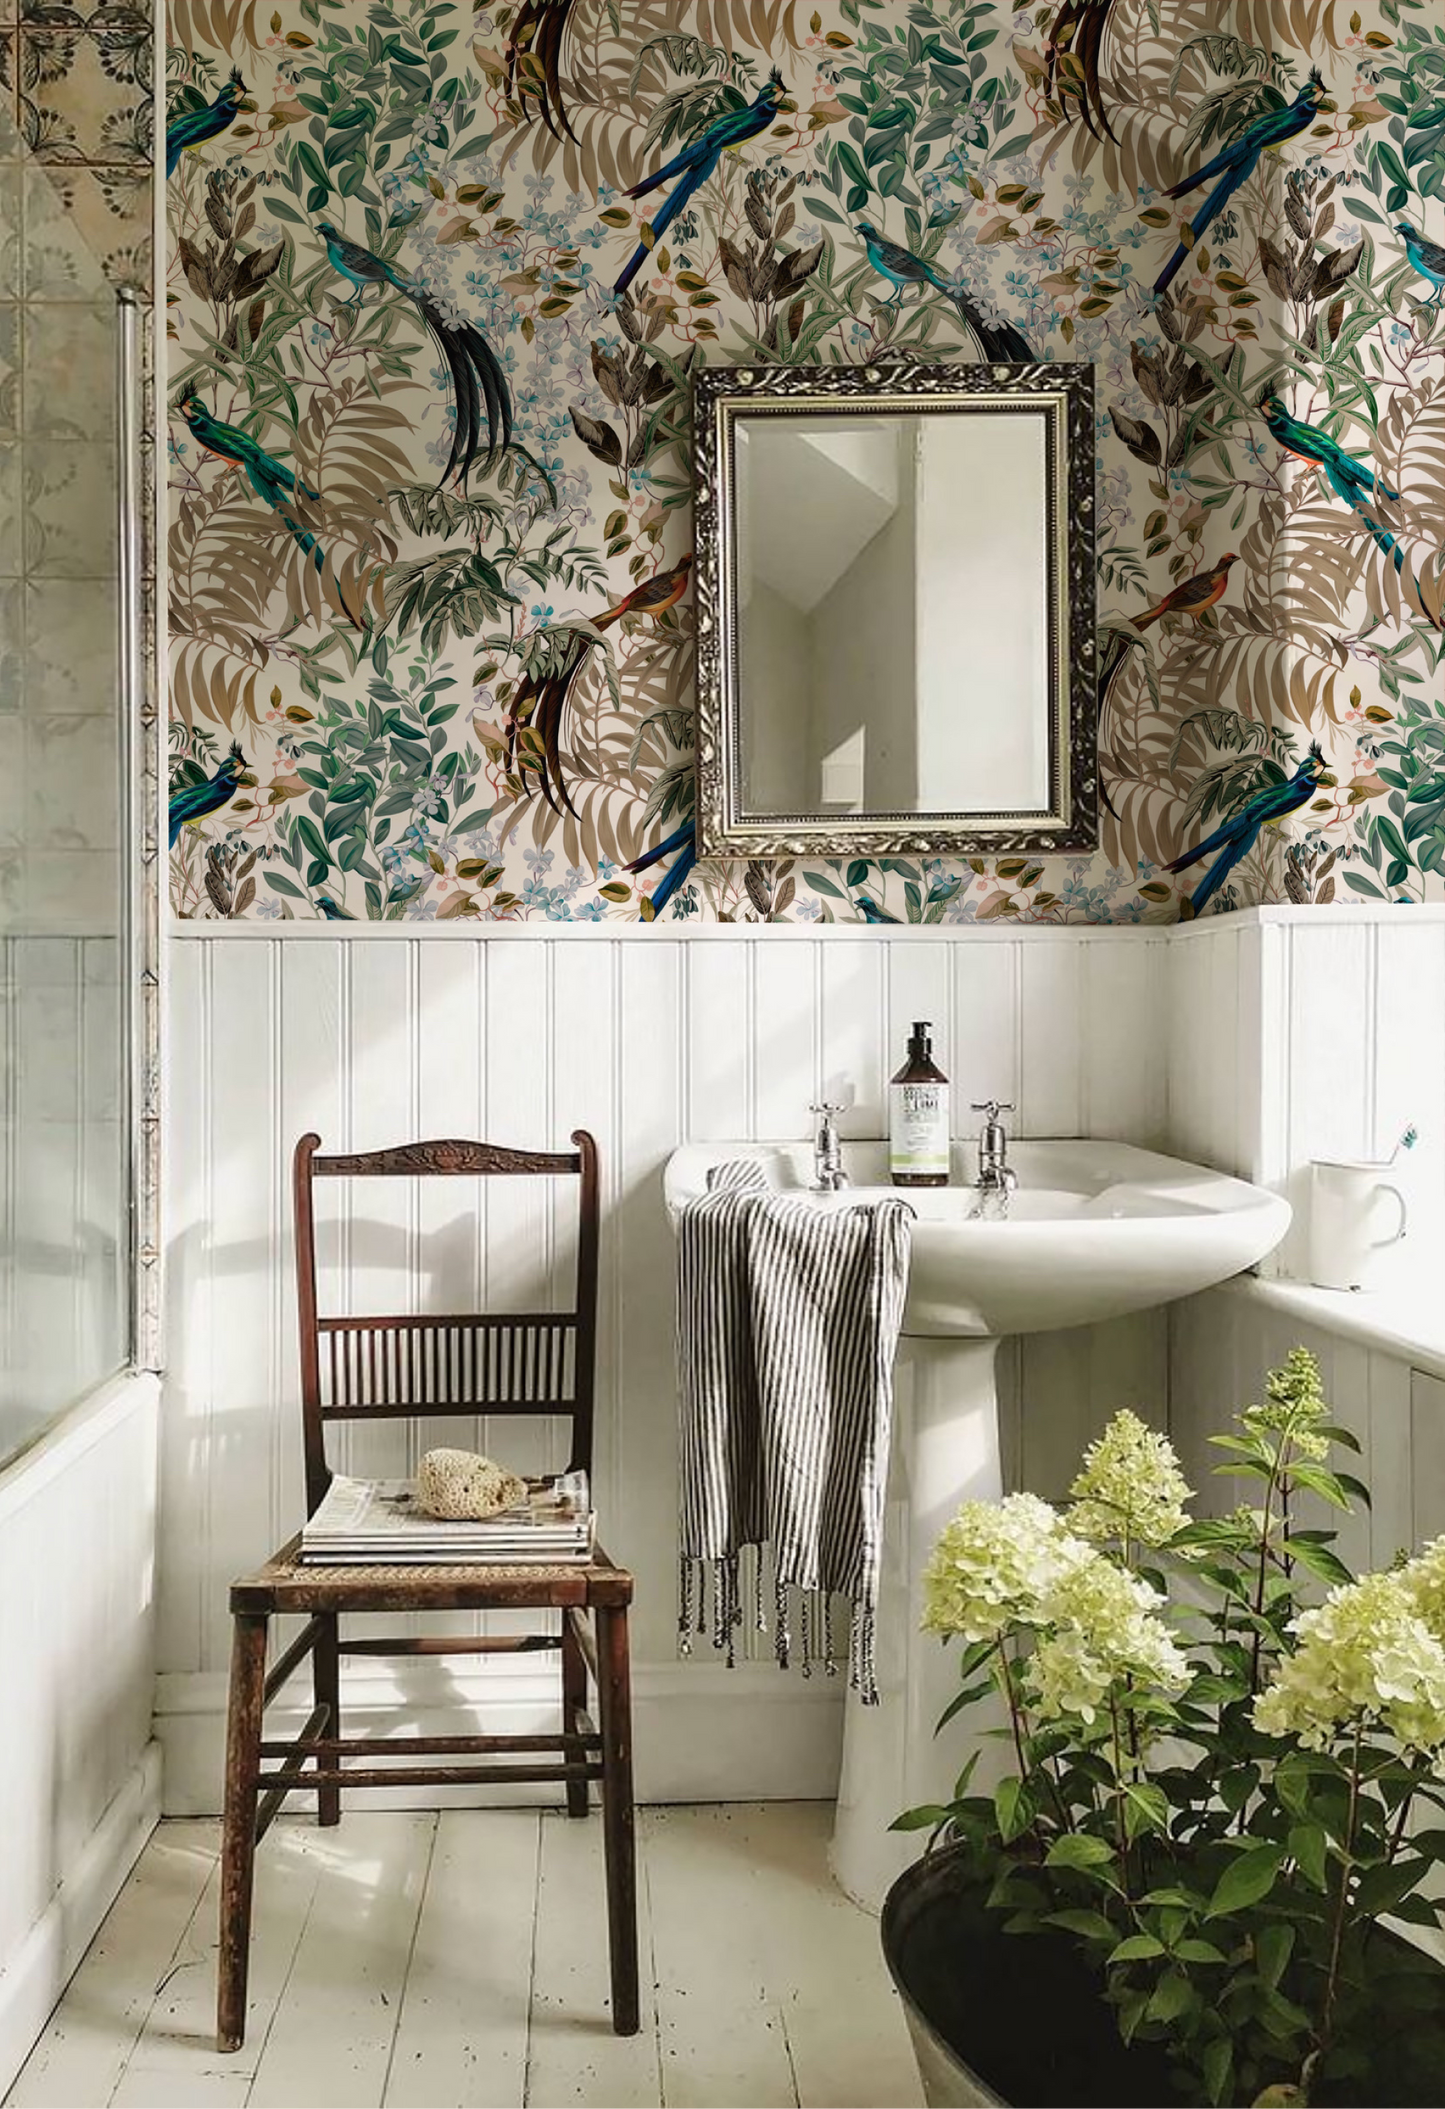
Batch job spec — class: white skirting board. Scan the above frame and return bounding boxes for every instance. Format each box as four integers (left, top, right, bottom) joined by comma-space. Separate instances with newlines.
0, 1742, 161, 2100
154, 1659, 845, 1815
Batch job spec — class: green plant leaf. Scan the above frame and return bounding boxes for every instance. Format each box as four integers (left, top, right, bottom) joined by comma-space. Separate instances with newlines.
1202, 2038, 1233, 2106
1205, 1843, 1283, 1918
995, 1777, 1033, 1844
1255, 1922, 1294, 1987
1107, 1933, 1165, 1963
1146, 1969, 1197, 2023
1044, 1908, 1117, 1943
1289, 1822, 1329, 1892
1045, 1834, 1115, 1871
889, 1803, 952, 1832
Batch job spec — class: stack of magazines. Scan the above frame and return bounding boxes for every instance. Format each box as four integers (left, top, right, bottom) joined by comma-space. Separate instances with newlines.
300, 1470, 593, 1566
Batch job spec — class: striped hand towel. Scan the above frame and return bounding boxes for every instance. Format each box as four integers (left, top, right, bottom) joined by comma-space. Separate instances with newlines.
676, 1160, 912, 1702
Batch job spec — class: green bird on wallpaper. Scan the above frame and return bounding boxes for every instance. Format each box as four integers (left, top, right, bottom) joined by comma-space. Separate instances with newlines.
165, 67, 250, 178
178, 392, 328, 573
1166, 743, 1328, 917
1258, 392, 1409, 578
855, 222, 1035, 360
614, 69, 794, 297
316, 222, 511, 488
1396, 220, 1445, 304
169, 743, 247, 848
1153, 69, 1331, 296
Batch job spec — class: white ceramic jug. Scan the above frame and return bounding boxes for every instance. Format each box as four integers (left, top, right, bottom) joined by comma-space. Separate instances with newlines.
1307, 1159, 1408, 1292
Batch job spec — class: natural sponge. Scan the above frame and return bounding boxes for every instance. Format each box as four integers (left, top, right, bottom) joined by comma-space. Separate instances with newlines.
415, 1448, 526, 1521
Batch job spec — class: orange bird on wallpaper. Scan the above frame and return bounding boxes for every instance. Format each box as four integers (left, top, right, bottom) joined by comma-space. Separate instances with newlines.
506, 555, 694, 817
1131, 553, 1237, 632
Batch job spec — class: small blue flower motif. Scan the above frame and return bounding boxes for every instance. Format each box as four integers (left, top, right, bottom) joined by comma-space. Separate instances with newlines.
406, 897, 441, 922
309, 320, 333, 348
794, 896, 823, 922
257, 895, 285, 920
574, 899, 607, 922
168, 434, 189, 464
594, 855, 619, 885
523, 845, 555, 876
1389, 320, 1413, 351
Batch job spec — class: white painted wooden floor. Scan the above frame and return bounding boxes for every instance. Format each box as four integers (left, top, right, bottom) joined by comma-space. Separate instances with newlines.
6, 1805, 922, 2109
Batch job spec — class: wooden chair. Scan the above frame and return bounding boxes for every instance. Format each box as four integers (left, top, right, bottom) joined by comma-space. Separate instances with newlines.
216, 1131, 637, 2052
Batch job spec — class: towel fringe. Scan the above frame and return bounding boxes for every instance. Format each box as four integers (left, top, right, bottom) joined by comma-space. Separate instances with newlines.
676, 1554, 875, 1702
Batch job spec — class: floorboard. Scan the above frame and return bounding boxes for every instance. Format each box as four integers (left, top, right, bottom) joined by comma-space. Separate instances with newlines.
5, 1805, 923, 2109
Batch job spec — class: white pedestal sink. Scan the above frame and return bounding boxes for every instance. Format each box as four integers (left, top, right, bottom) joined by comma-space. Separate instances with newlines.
662, 1138, 1291, 1912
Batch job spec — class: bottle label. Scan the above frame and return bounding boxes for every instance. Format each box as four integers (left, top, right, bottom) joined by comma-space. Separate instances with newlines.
889, 1083, 950, 1175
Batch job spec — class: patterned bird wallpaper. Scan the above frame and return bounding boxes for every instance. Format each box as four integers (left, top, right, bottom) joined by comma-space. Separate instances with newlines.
165, 0, 1445, 926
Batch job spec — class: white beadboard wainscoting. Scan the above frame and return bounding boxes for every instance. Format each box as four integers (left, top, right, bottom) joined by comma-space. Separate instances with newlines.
160, 923, 1174, 1812
1171, 1279, 1445, 1581
0, 1371, 161, 2098
1166, 906, 1445, 1283
160, 909, 1445, 1813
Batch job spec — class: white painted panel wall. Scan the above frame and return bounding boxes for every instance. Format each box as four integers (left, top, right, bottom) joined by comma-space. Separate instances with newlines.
159, 926, 1169, 1810
0, 1373, 161, 2097
1171, 1281, 1445, 1581
1165, 908, 1445, 1288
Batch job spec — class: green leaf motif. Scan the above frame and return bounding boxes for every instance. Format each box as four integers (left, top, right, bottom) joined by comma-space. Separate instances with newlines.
1205, 1843, 1283, 1919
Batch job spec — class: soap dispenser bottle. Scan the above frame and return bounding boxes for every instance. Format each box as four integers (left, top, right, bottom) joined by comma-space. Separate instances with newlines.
889, 1021, 950, 1188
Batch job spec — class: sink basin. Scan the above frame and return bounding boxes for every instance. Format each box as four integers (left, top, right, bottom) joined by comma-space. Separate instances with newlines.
663, 1139, 1291, 1336
664, 1134, 1291, 1914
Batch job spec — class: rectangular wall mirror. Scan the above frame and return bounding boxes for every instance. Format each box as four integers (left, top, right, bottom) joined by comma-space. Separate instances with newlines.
693, 361, 1097, 860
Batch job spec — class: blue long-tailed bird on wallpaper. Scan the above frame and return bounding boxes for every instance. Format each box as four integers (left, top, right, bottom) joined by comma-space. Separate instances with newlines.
614, 68, 793, 296
1153, 70, 1331, 295
1166, 746, 1329, 917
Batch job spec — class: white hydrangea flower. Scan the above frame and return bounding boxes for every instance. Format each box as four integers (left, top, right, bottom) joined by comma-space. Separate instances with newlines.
1031, 1549, 1189, 1725
1067, 1408, 1193, 1548
1400, 1535, 1445, 1638
1254, 1571, 1445, 1761
921, 1492, 1088, 1642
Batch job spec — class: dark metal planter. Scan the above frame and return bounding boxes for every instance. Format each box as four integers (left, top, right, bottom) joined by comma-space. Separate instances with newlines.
881, 1846, 1175, 2109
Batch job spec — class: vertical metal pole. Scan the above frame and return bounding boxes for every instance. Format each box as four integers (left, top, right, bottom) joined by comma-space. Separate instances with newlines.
115, 285, 159, 1371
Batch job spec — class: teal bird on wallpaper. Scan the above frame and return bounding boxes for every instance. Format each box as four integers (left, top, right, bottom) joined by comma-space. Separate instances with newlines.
614, 70, 793, 297
1259, 392, 1406, 574
856, 897, 899, 924
315, 222, 510, 487
1396, 219, 1445, 303
856, 221, 1035, 360
169, 743, 247, 848
1153, 69, 1331, 295
625, 819, 695, 916
1165, 743, 1328, 917
165, 68, 249, 178
178, 392, 327, 572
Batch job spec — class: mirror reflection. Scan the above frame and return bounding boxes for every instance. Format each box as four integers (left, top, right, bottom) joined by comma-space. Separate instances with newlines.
735, 409, 1050, 819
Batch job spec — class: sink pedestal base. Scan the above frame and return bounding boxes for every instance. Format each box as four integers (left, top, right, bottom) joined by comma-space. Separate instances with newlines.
830, 1333, 1009, 1915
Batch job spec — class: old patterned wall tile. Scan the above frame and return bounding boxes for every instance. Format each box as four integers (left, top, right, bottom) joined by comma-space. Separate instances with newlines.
35, 164, 149, 287
0, 438, 21, 573
0, 171, 21, 290
24, 435, 116, 575
0, 303, 18, 435
26, 712, 117, 847
163, 4, 1445, 925
21, 153, 108, 294
18, 27, 149, 164
21, 299, 113, 438
0, 578, 23, 709
24, 575, 115, 710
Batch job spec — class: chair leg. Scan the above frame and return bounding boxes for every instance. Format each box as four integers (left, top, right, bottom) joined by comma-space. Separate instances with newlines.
596, 1604, 639, 2036
313, 1613, 341, 1827
561, 1611, 589, 1819
217, 1612, 268, 2053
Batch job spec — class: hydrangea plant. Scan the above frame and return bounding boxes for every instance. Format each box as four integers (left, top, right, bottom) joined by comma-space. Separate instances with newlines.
903, 1355, 1445, 2108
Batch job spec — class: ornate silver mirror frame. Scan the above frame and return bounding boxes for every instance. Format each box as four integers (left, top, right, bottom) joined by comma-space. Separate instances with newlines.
692, 360, 1098, 859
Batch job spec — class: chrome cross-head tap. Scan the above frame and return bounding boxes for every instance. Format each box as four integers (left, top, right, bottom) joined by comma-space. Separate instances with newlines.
810, 1102, 849, 1192
972, 1100, 1017, 1194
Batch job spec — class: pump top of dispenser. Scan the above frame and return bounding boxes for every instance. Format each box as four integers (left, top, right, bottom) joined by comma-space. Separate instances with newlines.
908, 1022, 932, 1059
